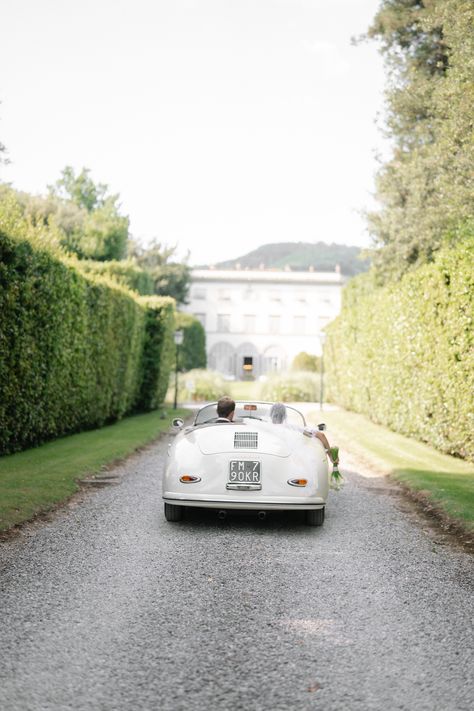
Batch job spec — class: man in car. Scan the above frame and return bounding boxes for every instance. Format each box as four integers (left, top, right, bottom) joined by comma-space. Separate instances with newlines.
216, 396, 236, 422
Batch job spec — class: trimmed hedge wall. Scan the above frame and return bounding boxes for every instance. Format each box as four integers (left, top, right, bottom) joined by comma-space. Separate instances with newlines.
0, 233, 175, 454
325, 239, 474, 461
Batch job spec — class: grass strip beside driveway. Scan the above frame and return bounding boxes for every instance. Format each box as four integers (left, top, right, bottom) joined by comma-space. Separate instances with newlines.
308, 408, 474, 532
0, 408, 188, 532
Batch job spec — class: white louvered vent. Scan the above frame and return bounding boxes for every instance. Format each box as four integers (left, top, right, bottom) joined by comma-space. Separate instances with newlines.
234, 432, 258, 449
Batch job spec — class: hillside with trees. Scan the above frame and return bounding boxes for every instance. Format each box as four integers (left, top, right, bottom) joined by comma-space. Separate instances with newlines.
213, 241, 370, 276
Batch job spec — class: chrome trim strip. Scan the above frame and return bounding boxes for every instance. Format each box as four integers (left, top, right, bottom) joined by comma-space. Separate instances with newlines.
163, 496, 325, 510
226, 483, 262, 491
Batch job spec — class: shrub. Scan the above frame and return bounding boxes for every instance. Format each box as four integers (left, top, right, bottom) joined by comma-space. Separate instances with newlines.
291, 351, 321, 372
175, 312, 206, 372
325, 236, 474, 460
174, 369, 226, 402
260, 372, 321, 402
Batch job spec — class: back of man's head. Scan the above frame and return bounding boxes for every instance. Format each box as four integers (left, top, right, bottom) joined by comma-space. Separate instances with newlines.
217, 396, 236, 419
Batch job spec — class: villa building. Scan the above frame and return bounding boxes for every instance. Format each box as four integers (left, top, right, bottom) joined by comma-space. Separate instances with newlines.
183, 267, 345, 379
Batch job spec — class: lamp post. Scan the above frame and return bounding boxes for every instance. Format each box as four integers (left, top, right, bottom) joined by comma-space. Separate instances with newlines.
318, 332, 326, 411
173, 330, 184, 410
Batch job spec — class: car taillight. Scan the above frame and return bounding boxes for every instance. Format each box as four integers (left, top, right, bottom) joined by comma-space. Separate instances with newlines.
180, 475, 201, 483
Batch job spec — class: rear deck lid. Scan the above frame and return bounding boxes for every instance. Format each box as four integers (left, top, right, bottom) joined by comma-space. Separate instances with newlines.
194, 422, 295, 457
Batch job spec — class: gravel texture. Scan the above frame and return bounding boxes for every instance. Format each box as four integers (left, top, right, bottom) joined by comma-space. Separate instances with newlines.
0, 436, 473, 711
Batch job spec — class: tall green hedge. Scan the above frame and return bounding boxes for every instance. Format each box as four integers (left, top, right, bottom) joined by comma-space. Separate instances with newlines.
175, 312, 207, 372
136, 296, 175, 411
0, 233, 175, 454
325, 238, 474, 461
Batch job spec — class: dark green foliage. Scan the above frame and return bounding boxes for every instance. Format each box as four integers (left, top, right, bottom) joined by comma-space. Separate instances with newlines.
0, 234, 176, 454
291, 351, 321, 373
175, 312, 207, 372
214, 242, 369, 276
325, 235, 474, 461
136, 297, 176, 411
76, 259, 154, 295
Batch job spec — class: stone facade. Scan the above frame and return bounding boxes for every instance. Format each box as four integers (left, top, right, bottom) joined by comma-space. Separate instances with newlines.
183, 268, 345, 378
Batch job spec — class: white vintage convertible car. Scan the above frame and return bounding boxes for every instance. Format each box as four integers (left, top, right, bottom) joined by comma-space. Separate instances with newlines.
163, 401, 330, 526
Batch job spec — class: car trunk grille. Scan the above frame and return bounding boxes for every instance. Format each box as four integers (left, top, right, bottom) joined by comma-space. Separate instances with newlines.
234, 432, 258, 449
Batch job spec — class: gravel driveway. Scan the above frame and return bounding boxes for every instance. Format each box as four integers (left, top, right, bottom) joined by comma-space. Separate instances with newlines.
0, 435, 472, 711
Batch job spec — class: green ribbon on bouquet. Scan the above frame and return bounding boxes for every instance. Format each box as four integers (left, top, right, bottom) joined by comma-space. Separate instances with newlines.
329, 446, 343, 490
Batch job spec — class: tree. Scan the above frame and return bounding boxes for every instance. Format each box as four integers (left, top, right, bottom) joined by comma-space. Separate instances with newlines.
291, 352, 321, 373
48, 166, 129, 261
365, 0, 474, 280
49, 166, 108, 212
130, 239, 191, 304
175, 312, 207, 371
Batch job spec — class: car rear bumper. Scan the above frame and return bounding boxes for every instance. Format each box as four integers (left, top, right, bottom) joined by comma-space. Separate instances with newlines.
162, 494, 325, 511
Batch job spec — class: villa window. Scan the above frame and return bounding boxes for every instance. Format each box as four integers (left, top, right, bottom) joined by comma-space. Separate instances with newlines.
269, 315, 280, 334
193, 288, 206, 300
293, 315, 306, 334
243, 314, 256, 333
217, 314, 231, 332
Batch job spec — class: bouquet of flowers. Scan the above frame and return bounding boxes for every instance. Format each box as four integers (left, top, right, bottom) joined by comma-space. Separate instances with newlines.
329, 446, 343, 490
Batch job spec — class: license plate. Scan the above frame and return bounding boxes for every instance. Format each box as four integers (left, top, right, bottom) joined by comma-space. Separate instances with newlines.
228, 460, 261, 484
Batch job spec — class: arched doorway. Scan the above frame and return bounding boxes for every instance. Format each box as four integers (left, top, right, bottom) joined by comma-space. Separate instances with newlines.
236, 342, 260, 379
262, 344, 287, 374
208, 342, 236, 376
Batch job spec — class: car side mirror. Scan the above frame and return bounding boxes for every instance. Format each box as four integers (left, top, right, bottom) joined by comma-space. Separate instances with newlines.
172, 417, 184, 428
317, 423, 326, 431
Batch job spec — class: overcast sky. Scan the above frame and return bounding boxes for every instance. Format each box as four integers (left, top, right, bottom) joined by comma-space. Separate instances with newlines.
0, 0, 386, 265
